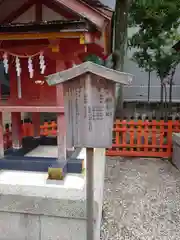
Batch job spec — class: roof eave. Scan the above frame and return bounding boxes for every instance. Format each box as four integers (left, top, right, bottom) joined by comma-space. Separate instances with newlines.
0, 20, 96, 33
46, 61, 133, 86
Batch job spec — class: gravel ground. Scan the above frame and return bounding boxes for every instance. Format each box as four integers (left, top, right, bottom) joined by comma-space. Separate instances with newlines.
100, 157, 180, 240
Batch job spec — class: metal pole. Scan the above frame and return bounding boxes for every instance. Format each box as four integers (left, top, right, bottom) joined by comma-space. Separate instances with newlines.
86, 147, 94, 240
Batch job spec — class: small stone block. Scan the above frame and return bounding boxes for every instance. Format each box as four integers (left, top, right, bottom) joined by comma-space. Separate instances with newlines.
48, 167, 64, 180
67, 158, 83, 173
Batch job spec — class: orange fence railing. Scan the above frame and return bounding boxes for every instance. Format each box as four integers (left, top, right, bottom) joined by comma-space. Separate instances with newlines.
40, 121, 57, 136
3, 118, 180, 158
106, 118, 180, 158
3, 120, 58, 150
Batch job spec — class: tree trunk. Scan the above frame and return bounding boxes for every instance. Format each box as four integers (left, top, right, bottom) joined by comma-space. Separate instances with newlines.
148, 71, 151, 103
114, 0, 130, 118
169, 78, 173, 115
168, 67, 176, 115
164, 84, 168, 120
160, 79, 164, 117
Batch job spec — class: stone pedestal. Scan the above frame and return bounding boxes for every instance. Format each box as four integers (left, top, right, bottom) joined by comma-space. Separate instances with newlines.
0, 148, 106, 240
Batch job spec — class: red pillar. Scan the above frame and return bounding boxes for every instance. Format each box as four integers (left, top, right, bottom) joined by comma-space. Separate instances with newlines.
32, 112, 40, 137
11, 112, 22, 150
0, 112, 4, 158
56, 61, 66, 161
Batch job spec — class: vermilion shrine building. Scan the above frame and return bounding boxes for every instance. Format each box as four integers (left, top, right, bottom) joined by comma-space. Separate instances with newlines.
0, 0, 113, 159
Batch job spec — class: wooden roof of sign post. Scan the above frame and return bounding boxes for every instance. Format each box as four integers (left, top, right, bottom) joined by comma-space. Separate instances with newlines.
45, 62, 133, 148
46, 61, 133, 86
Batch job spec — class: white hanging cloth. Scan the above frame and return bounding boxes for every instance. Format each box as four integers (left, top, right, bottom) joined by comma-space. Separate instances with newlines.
15, 57, 22, 99
3, 52, 9, 74
28, 57, 34, 79
39, 52, 46, 74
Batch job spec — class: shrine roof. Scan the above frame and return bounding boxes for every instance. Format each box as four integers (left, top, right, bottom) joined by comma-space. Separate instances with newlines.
0, 0, 112, 25
46, 61, 133, 86
0, 20, 95, 33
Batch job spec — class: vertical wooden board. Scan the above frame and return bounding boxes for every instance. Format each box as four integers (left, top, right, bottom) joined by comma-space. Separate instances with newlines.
63, 82, 73, 148
91, 76, 105, 146
57, 113, 66, 161
82, 75, 89, 146
76, 77, 82, 146
63, 74, 116, 148
72, 79, 78, 146
85, 74, 93, 146
79, 76, 86, 145
104, 79, 115, 145
83, 74, 115, 147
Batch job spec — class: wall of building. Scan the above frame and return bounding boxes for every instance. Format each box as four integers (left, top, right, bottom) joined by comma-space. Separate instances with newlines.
123, 27, 180, 103
98, 1, 180, 104
123, 50, 180, 103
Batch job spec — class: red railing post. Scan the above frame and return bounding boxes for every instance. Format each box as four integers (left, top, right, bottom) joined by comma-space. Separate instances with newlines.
167, 118, 173, 157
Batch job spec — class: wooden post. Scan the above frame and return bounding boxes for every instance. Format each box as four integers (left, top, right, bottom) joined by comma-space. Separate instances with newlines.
57, 112, 66, 161
0, 112, 4, 158
56, 83, 66, 161
86, 147, 94, 240
56, 60, 66, 161
11, 112, 22, 150
32, 112, 40, 137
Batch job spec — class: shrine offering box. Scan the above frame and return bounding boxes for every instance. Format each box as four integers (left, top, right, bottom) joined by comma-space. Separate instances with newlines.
46, 61, 133, 148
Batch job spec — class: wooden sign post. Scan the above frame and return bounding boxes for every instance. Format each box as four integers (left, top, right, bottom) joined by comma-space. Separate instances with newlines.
46, 61, 133, 240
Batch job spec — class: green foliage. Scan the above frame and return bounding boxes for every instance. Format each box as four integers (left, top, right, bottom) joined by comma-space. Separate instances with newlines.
84, 54, 104, 65
129, 0, 180, 80
130, 0, 180, 31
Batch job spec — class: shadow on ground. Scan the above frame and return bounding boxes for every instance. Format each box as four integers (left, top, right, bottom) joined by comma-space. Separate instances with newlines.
101, 157, 180, 240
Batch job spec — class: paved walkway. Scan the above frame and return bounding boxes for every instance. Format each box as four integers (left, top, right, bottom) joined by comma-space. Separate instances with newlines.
101, 157, 180, 240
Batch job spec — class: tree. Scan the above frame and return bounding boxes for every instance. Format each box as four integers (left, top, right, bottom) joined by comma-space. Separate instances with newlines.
128, 0, 180, 117
113, 0, 130, 117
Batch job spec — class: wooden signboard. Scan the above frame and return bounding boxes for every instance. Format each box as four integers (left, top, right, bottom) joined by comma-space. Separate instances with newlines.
46, 61, 133, 148
63, 73, 115, 148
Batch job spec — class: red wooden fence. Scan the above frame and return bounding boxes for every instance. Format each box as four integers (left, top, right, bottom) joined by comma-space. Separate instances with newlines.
3, 119, 180, 158
106, 119, 180, 158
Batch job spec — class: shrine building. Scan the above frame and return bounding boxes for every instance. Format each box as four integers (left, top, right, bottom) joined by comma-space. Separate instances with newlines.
0, 0, 113, 169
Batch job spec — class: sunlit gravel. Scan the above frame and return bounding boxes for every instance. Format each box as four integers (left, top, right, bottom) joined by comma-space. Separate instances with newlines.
100, 157, 180, 240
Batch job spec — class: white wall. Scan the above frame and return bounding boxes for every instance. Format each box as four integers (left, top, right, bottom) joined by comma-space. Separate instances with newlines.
123, 27, 180, 103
